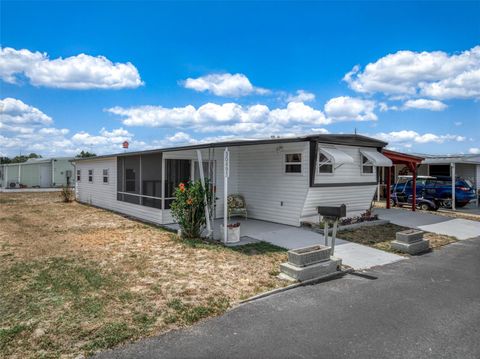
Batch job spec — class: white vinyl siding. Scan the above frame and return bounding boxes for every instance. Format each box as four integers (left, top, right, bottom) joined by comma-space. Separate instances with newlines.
234, 142, 309, 226
301, 185, 377, 221
76, 157, 163, 225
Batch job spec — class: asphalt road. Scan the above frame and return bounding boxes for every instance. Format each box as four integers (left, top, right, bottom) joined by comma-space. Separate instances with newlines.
96, 238, 480, 359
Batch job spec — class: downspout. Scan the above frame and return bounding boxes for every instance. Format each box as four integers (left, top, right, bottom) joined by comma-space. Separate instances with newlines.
223, 147, 230, 243
51, 159, 55, 187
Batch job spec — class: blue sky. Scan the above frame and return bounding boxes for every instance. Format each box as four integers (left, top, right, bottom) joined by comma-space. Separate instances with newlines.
1, 1, 479, 157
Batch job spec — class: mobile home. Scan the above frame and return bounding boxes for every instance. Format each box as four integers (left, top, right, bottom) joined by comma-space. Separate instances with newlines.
0, 157, 75, 189
73, 134, 392, 227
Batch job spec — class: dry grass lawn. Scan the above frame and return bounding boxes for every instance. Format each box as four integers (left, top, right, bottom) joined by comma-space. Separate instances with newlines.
338, 223, 457, 255
0, 192, 288, 358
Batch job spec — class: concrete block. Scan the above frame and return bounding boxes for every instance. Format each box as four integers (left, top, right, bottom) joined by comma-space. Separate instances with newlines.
287, 245, 331, 267
396, 229, 424, 244
391, 239, 430, 255
280, 258, 342, 281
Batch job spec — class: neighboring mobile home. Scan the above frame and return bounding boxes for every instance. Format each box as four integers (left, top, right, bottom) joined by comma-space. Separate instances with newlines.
73, 134, 392, 227
0, 157, 75, 189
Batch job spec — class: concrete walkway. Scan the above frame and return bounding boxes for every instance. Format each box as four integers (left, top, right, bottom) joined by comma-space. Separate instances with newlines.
375, 208, 480, 240
95, 238, 480, 359
167, 219, 404, 270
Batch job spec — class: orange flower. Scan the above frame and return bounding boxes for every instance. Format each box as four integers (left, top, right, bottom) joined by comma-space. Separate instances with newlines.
179, 183, 185, 192
186, 198, 193, 205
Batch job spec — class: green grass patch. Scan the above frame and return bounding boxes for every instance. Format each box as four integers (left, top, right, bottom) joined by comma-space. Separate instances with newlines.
0, 325, 28, 351
83, 322, 135, 352
166, 297, 230, 325
230, 241, 287, 255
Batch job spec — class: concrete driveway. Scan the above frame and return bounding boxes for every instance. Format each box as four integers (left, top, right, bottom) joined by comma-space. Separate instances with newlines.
374, 208, 480, 240
95, 237, 480, 359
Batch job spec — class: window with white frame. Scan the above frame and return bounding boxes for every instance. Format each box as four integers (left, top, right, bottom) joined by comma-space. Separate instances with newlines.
361, 155, 374, 174
284, 153, 302, 173
76, 169, 81, 181
103, 169, 109, 183
88, 169, 93, 182
317, 152, 333, 174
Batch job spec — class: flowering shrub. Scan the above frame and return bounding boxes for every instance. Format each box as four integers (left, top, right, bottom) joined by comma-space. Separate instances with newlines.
170, 179, 213, 239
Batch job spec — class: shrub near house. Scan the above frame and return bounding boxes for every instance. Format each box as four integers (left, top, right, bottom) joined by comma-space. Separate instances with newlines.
170, 180, 213, 239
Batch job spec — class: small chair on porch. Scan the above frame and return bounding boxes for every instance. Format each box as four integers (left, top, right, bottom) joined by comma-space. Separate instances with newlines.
227, 194, 248, 219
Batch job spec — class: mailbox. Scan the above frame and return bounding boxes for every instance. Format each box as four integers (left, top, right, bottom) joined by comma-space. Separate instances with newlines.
317, 204, 346, 218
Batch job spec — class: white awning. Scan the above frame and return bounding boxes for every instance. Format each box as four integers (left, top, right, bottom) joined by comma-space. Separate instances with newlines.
319, 147, 354, 168
360, 150, 392, 167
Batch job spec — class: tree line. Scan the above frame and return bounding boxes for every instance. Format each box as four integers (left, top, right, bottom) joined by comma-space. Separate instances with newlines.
0, 151, 96, 164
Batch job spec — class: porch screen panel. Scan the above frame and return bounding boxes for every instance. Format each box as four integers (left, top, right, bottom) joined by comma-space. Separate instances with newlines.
141, 153, 162, 209
194, 161, 215, 182
165, 159, 191, 209
118, 155, 141, 205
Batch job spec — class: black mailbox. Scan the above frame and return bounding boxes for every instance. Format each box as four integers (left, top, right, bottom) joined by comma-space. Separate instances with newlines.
317, 204, 346, 218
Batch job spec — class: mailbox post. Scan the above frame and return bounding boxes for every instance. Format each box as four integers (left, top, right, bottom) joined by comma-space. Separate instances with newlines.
317, 204, 346, 255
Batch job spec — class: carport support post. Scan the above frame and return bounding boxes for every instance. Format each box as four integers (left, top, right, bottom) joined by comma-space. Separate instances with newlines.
412, 166, 416, 212
451, 162, 456, 211
386, 166, 391, 209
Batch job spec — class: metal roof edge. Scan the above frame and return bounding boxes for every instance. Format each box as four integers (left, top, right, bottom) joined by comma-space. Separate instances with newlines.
72, 134, 388, 162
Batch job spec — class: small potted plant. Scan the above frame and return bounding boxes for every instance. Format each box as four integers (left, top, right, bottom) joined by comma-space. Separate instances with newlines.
221, 222, 241, 243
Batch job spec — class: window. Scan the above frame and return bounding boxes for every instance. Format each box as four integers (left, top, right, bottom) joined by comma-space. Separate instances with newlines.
284, 153, 302, 173
88, 169, 93, 182
361, 155, 374, 174
77, 169, 81, 181
103, 169, 109, 183
318, 153, 333, 174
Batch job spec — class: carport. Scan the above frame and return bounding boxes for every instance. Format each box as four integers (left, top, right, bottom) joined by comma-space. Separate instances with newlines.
382, 150, 424, 211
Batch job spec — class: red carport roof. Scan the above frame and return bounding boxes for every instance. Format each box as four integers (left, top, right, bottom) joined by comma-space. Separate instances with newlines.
382, 149, 424, 165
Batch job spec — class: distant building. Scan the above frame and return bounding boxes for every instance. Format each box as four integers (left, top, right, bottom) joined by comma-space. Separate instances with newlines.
0, 157, 75, 189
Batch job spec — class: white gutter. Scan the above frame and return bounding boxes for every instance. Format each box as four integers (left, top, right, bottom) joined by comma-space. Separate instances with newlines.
196, 150, 212, 238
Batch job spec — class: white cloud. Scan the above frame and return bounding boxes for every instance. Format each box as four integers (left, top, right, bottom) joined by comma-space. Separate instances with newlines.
182, 73, 269, 97
287, 90, 315, 103
454, 121, 462, 126
324, 96, 377, 121
0, 97, 139, 156
344, 46, 480, 100
108, 100, 330, 136
0, 97, 53, 125
374, 130, 466, 145
469, 147, 480, 154
72, 127, 133, 147
402, 99, 447, 111
0, 47, 143, 89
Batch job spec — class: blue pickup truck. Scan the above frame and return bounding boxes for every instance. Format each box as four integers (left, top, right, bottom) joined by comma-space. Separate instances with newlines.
392, 175, 476, 209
